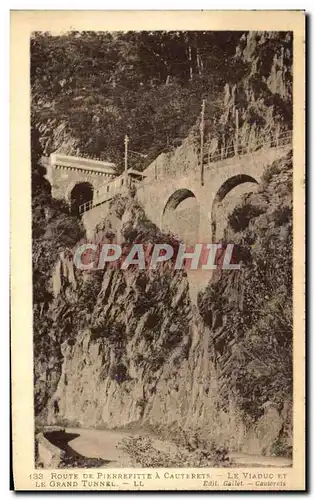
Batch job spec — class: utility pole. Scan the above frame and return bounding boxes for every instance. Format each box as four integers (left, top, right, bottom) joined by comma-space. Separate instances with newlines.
200, 98, 206, 186
235, 108, 239, 156
188, 46, 193, 81
124, 135, 129, 187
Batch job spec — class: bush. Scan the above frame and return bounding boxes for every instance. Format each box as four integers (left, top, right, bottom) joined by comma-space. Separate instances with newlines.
109, 362, 129, 384
261, 162, 281, 185
118, 434, 230, 468
228, 203, 264, 232
109, 194, 129, 218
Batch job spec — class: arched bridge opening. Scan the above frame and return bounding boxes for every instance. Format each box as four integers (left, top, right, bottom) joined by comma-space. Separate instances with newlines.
162, 188, 200, 244
211, 174, 259, 241
70, 182, 94, 216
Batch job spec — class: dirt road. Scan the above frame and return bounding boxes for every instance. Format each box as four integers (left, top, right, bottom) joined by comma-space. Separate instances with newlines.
61, 427, 132, 466
44, 427, 292, 468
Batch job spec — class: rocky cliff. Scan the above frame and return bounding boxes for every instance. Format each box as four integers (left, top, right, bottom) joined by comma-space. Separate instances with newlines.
32, 30, 293, 457
199, 151, 293, 456
34, 151, 293, 457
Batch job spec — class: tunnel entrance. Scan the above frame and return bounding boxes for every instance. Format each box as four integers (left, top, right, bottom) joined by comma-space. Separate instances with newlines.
70, 182, 94, 216
211, 174, 259, 240
162, 189, 200, 245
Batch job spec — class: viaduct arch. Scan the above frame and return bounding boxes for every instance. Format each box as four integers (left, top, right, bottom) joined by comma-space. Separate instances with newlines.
162, 189, 200, 244
136, 143, 290, 245
210, 174, 259, 241
160, 175, 259, 244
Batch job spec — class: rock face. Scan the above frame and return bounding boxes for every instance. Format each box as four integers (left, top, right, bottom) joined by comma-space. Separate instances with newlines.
46, 197, 195, 429
35, 152, 293, 457
202, 31, 293, 161
198, 152, 293, 456
33, 31, 293, 456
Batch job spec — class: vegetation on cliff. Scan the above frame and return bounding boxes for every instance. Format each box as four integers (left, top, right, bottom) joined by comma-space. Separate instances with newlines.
32, 30, 293, 458
31, 31, 292, 171
33, 193, 193, 420
198, 152, 293, 456
32, 124, 85, 305
32, 123, 86, 414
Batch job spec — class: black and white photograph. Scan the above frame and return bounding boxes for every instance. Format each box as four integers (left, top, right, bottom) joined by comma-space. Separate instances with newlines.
10, 10, 305, 491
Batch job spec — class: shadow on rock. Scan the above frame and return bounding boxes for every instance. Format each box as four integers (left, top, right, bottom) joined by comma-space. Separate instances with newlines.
44, 430, 111, 468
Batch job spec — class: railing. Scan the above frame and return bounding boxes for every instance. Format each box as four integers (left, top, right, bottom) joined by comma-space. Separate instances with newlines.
79, 186, 122, 215
79, 179, 134, 215
137, 130, 292, 192
78, 200, 94, 215
78, 130, 292, 215
203, 130, 292, 165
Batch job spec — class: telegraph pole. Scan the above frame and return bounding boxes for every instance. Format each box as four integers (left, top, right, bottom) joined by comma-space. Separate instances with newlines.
235, 108, 239, 156
200, 98, 206, 186
188, 46, 193, 81
124, 135, 129, 187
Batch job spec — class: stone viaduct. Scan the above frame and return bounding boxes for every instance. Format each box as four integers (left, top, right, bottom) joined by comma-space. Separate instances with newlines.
136, 141, 291, 244
46, 133, 292, 246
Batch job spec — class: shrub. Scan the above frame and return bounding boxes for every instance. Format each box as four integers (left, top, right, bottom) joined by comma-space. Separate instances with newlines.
228, 203, 264, 232
109, 362, 129, 384
118, 433, 230, 467
261, 162, 281, 185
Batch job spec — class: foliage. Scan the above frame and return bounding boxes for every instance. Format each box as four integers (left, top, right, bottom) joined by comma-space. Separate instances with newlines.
198, 154, 293, 423
32, 119, 87, 415
32, 122, 85, 305
270, 434, 292, 459
228, 203, 264, 232
109, 362, 129, 384
31, 31, 292, 172
118, 434, 229, 467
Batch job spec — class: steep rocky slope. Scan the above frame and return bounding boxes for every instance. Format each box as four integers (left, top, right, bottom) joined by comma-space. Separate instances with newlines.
32, 30, 293, 457
199, 151, 293, 456
201, 32, 292, 161
35, 152, 292, 456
